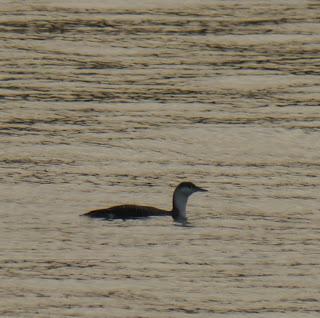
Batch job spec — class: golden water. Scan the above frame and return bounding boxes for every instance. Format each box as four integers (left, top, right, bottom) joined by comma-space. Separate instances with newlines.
1, 1, 320, 317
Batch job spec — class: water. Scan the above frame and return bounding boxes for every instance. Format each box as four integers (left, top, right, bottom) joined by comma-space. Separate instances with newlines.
1, 1, 320, 317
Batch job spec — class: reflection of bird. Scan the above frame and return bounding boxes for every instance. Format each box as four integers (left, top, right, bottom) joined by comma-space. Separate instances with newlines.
81, 182, 207, 224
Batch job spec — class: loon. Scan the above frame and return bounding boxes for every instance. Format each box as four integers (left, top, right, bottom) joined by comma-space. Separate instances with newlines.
82, 182, 207, 223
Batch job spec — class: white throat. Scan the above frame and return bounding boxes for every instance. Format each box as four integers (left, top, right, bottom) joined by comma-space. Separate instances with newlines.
173, 191, 189, 222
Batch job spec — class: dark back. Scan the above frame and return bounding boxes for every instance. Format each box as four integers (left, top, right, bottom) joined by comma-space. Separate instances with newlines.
84, 205, 170, 220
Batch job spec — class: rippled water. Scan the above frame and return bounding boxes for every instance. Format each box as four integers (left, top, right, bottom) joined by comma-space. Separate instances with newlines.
1, 1, 320, 317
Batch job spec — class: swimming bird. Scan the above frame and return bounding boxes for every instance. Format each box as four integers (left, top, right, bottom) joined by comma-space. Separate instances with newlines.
81, 182, 207, 223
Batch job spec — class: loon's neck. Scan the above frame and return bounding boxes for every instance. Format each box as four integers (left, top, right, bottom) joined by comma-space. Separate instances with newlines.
172, 190, 189, 223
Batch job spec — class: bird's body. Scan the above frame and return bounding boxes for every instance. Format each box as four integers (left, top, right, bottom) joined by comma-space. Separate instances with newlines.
84, 204, 170, 220
82, 182, 207, 223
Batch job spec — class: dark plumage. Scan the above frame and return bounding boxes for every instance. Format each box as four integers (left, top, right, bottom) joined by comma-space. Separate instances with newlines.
81, 182, 207, 223
83, 205, 170, 220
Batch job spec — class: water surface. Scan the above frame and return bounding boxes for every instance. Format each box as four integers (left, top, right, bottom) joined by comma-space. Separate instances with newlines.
1, 1, 320, 317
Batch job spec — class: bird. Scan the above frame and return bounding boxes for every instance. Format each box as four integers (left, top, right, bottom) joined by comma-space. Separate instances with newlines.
81, 182, 207, 224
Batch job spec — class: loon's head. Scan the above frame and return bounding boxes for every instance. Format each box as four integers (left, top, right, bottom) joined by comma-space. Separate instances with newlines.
172, 182, 207, 224
176, 182, 207, 195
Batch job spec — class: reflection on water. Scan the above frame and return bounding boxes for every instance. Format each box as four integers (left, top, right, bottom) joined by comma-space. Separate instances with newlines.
1, 1, 320, 317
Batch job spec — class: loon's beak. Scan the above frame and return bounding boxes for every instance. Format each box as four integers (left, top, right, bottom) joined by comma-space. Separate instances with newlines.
195, 186, 207, 192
